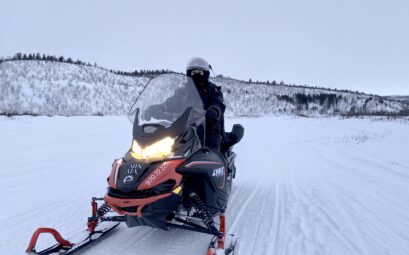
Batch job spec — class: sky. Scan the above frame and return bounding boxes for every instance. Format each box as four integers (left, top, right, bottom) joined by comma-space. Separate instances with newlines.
1, 0, 408, 96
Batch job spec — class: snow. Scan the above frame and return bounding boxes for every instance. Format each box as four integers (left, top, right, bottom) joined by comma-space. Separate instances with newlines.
0, 116, 409, 254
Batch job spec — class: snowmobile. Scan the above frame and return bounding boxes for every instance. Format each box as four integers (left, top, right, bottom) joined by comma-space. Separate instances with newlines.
26, 73, 244, 255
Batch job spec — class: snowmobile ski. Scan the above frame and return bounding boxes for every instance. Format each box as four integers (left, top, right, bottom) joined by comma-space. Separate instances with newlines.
26, 221, 120, 255
207, 234, 237, 255
206, 214, 238, 255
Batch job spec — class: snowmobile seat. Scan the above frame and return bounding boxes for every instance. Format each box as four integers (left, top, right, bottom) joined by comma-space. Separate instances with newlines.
230, 124, 244, 144
221, 124, 244, 153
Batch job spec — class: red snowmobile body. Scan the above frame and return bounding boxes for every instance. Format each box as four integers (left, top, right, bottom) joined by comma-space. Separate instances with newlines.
26, 73, 243, 255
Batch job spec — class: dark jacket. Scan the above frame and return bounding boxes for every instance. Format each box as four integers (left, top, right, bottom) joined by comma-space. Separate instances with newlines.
197, 82, 225, 150
198, 82, 225, 116
145, 81, 226, 150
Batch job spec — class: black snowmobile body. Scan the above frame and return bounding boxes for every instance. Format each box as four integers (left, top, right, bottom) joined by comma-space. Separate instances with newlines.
105, 74, 243, 234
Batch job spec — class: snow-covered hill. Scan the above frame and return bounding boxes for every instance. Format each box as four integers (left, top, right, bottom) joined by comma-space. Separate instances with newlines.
1, 116, 409, 255
1, 60, 407, 116
0, 60, 148, 116
385, 95, 409, 106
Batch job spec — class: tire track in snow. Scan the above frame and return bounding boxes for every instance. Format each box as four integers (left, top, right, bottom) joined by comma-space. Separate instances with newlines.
229, 178, 263, 234
307, 141, 409, 254
297, 186, 363, 254
268, 179, 283, 255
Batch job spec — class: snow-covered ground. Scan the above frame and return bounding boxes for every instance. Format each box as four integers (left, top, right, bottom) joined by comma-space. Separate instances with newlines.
0, 116, 409, 255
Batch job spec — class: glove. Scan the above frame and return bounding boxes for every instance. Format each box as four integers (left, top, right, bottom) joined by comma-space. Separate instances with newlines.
206, 106, 220, 123
144, 104, 166, 120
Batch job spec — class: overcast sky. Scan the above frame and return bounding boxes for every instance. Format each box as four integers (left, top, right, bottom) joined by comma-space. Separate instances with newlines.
1, 0, 408, 95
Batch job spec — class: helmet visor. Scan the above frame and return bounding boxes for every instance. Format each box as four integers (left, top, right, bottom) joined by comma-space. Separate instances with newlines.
188, 69, 205, 77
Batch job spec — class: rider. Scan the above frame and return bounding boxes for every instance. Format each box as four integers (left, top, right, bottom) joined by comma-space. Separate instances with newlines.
186, 57, 225, 151
144, 57, 230, 151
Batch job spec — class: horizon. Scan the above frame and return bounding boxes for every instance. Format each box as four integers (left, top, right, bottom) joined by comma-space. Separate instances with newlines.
1, 0, 408, 96
0, 54, 385, 96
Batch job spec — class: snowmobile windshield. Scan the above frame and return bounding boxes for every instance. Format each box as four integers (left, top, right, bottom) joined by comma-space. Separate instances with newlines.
128, 73, 205, 129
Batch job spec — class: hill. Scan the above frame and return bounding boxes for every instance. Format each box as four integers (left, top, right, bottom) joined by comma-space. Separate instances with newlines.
1, 60, 408, 116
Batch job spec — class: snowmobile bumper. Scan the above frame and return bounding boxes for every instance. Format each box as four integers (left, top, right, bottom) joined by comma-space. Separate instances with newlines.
104, 190, 181, 229
104, 191, 180, 217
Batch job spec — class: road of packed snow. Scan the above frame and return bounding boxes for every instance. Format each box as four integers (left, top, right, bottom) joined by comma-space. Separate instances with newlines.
0, 116, 409, 255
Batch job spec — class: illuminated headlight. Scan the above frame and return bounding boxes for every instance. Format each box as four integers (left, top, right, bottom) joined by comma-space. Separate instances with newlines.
130, 137, 175, 161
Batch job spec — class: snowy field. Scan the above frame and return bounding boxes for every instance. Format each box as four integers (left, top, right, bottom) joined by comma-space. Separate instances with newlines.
0, 116, 409, 255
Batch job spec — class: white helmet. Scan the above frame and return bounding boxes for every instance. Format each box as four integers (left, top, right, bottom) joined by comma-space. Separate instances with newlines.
186, 57, 210, 72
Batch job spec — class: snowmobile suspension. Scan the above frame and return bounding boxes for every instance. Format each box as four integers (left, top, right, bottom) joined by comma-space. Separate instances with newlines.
88, 197, 124, 233
87, 197, 114, 232
189, 192, 221, 236
97, 202, 111, 216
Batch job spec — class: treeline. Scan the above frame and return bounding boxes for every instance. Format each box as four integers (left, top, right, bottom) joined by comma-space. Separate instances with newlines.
277, 93, 344, 109
341, 109, 409, 118
4, 52, 95, 66
113, 69, 173, 77
0, 52, 374, 95
217, 74, 366, 96
1, 52, 172, 78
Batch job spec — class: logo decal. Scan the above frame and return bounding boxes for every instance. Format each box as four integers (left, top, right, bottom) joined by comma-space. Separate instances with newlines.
127, 164, 143, 175
123, 175, 134, 184
212, 166, 225, 177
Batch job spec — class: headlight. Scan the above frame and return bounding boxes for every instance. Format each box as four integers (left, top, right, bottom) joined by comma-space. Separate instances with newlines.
130, 137, 175, 161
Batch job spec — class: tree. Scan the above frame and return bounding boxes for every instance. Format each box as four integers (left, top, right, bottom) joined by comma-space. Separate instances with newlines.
48, 55, 57, 61
13, 52, 23, 60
